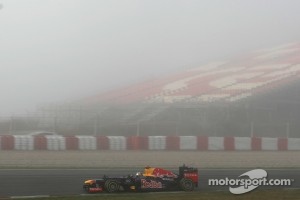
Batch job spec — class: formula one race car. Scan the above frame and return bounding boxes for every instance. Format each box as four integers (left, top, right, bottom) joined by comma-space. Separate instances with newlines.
83, 165, 198, 193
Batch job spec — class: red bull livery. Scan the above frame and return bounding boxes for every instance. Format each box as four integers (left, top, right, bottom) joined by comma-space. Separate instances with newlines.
83, 165, 198, 193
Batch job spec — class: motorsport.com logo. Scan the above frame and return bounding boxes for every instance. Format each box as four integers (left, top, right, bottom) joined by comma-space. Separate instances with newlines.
208, 169, 294, 194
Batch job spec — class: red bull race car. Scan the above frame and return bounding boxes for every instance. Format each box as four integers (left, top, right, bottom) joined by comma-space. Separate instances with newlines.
83, 165, 198, 193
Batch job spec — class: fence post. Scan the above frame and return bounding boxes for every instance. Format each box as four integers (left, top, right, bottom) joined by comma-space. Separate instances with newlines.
286, 122, 290, 138
250, 121, 254, 137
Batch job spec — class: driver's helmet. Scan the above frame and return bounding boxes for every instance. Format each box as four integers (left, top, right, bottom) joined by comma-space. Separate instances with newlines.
136, 172, 142, 176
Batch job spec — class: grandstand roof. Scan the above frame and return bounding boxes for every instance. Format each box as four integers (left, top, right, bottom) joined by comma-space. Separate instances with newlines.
86, 42, 300, 105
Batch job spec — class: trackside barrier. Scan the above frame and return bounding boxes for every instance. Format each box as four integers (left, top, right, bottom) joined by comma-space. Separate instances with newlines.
261, 137, 278, 150
180, 136, 197, 150
208, 137, 224, 150
97, 136, 109, 150
107, 136, 126, 150
127, 136, 148, 150
287, 138, 300, 150
234, 137, 251, 150
277, 138, 287, 151
65, 136, 79, 150
251, 137, 262, 150
166, 136, 180, 150
197, 136, 208, 150
34, 136, 47, 150
14, 135, 34, 150
0, 135, 299, 151
148, 136, 166, 150
77, 136, 97, 150
224, 136, 235, 151
1, 135, 14, 150
46, 135, 66, 150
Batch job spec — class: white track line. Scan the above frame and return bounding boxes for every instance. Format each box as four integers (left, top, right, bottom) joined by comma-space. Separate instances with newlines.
11, 195, 50, 199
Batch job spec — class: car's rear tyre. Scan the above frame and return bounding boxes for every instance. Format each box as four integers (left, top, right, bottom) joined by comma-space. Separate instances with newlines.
180, 178, 194, 191
104, 180, 120, 193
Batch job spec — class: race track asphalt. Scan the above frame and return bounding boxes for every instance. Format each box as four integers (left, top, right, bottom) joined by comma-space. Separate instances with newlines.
0, 168, 299, 197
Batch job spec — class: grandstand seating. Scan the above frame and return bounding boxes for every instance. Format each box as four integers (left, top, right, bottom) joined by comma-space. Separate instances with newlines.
84, 43, 300, 105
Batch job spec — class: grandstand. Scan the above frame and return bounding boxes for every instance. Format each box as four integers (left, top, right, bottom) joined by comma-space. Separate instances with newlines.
86, 43, 300, 104
5, 42, 300, 137
62, 42, 299, 137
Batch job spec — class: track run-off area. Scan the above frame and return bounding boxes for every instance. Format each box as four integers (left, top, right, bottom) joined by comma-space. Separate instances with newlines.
0, 151, 299, 198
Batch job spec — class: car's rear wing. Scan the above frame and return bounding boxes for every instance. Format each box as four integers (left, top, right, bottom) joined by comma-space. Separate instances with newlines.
179, 165, 198, 186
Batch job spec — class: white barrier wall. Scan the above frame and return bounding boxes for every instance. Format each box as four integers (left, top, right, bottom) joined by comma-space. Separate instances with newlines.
261, 137, 278, 150
46, 136, 66, 150
107, 136, 126, 150
148, 136, 166, 150
77, 136, 97, 150
208, 137, 224, 150
234, 137, 251, 150
14, 135, 34, 150
179, 136, 197, 150
288, 138, 300, 150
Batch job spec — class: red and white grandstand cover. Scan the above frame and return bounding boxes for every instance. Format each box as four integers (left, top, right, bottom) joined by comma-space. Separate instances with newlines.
87, 43, 300, 104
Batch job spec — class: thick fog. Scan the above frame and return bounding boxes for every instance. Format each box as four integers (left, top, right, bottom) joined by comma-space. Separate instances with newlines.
0, 0, 300, 115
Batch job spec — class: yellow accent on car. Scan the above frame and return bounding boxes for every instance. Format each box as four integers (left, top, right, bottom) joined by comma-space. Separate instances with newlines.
143, 167, 155, 177
84, 180, 95, 185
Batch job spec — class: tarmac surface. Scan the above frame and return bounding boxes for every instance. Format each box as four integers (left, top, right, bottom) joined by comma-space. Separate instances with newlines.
0, 168, 299, 198
0, 151, 299, 198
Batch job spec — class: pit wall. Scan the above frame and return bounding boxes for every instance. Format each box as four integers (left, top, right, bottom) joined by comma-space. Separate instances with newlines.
0, 135, 299, 151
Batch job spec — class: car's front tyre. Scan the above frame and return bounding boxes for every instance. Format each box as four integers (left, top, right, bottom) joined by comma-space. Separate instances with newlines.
104, 180, 120, 193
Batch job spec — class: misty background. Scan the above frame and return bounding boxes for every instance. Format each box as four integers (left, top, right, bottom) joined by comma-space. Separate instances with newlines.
1, 0, 300, 116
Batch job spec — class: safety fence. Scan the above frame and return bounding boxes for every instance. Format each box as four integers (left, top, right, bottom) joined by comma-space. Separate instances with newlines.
0, 135, 299, 151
